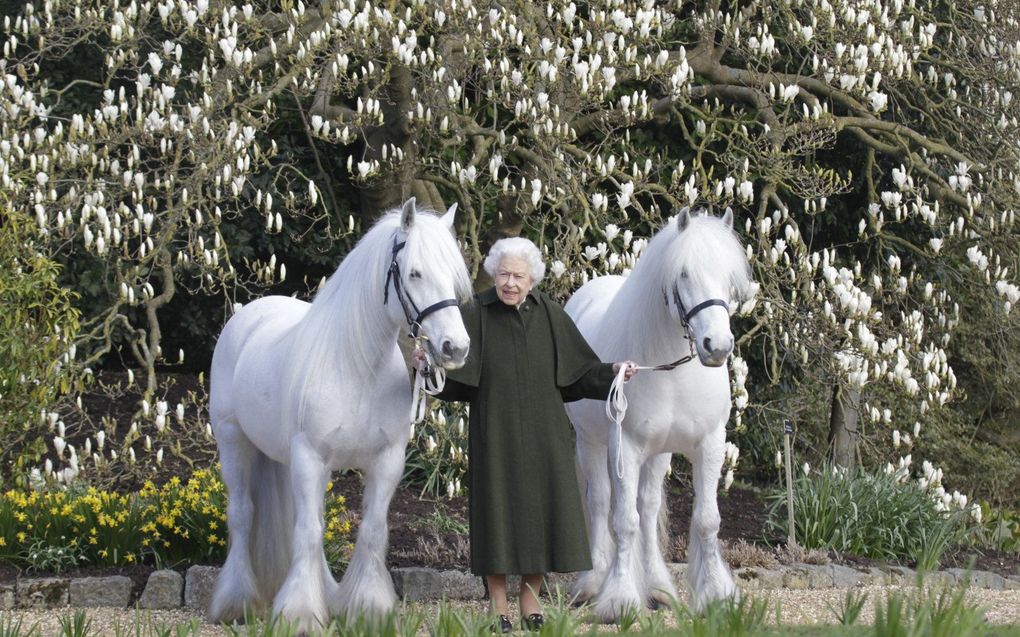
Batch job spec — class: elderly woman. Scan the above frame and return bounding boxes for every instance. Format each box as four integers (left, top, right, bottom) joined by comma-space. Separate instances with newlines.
418, 237, 635, 633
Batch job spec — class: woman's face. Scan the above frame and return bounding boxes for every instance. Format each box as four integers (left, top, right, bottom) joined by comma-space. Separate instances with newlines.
494, 255, 534, 307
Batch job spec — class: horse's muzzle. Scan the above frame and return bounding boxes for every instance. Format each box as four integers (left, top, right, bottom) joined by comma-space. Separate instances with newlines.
434, 337, 469, 369
697, 335, 732, 367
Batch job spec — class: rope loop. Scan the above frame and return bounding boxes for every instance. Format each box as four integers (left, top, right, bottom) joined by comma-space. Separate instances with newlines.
411, 337, 446, 425
606, 364, 631, 479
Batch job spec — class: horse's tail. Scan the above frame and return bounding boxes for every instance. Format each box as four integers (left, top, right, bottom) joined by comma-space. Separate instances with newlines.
249, 450, 294, 605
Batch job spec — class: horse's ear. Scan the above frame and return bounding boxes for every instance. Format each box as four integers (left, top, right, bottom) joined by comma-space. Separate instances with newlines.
722, 207, 734, 229
400, 197, 417, 231
676, 207, 692, 232
441, 202, 458, 229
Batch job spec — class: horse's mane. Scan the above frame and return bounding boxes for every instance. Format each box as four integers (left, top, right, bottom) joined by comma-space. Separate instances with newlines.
598, 212, 752, 356
280, 208, 471, 426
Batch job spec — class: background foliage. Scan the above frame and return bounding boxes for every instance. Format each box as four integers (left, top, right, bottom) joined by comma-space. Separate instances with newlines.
0, 208, 84, 486
0, 0, 1017, 519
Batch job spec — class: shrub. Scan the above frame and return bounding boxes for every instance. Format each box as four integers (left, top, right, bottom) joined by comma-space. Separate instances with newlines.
766, 465, 971, 570
0, 210, 84, 487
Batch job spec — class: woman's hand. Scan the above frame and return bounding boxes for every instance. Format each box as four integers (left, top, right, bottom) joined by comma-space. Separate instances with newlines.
411, 348, 429, 372
613, 361, 638, 381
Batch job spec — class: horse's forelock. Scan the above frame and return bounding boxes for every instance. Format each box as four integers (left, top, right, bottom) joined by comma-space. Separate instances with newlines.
660, 213, 751, 301
400, 208, 472, 302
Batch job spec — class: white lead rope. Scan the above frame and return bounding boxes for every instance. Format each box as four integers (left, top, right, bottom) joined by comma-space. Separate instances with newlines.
411, 346, 446, 425
606, 365, 632, 480
605, 355, 695, 479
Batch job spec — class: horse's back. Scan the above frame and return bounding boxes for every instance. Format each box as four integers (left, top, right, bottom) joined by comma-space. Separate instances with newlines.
210, 296, 310, 421
564, 275, 626, 346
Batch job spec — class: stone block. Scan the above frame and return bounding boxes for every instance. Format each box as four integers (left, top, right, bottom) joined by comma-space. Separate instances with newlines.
945, 569, 1006, 590
805, 564, 835, 589
831, 564, 866, 589
781, 566, 812, 590
918, 570, 956, 588
392, 567, 444, 601
69, 575, 133, 607
138, 569, 184, 609
880, 565, 916, 586
16, 577, 69, 609
438, 570, 485, 600
0, 582, 14, 610
184, 565, 220, 611
733, 567, 784, 590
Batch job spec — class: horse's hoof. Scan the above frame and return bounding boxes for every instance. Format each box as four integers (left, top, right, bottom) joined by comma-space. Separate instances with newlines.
592, 595, 643, 624
648, 587, 678, 609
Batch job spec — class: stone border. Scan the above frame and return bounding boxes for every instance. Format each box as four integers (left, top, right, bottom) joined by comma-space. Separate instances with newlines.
2, 564, 1017, 611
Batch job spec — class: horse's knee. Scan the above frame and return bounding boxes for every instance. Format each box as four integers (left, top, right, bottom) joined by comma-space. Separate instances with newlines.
691, 507, 721, 540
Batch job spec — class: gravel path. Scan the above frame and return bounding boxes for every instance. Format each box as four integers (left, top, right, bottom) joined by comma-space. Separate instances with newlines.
5, 586, 1020, 635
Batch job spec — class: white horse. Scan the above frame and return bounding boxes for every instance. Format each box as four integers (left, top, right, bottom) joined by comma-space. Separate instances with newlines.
207, 198, 472, 632
565, 208, 754, 621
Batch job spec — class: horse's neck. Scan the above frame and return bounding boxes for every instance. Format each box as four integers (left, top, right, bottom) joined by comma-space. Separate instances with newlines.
600, 277, 684, 363
290, 262, 403, 385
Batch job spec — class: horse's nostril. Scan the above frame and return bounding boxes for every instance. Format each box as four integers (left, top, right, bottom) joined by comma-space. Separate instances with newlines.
703, 337, 712, 352
441, 340, 454, 357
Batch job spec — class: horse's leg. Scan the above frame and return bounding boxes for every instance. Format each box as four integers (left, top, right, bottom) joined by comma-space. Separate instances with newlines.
572, 434, 613, 604
332, 441, 402, 618
592, 435, 644, 623
638, 453, 678, 608
273, 434, 330, 634
208, 421, 261, 623
687, 427, 738, 612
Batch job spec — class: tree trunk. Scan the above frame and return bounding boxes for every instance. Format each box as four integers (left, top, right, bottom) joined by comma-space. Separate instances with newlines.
829, 384, 860, 469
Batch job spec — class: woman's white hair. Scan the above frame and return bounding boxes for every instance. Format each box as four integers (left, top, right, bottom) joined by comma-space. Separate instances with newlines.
483, 237, 546, 285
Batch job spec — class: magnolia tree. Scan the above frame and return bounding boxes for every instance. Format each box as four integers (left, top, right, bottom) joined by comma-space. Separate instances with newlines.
2, 0, 1019, 499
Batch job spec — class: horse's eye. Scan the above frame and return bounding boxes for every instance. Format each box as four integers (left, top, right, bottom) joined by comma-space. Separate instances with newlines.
409, 269, 422, 279
680, 270, 689, 280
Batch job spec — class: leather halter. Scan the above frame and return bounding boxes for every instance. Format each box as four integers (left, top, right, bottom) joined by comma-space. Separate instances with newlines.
383, 237, 459, 338
649, 282, 729, 369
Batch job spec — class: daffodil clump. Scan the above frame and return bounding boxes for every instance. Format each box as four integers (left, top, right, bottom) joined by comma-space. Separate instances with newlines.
0, 468, 353, 571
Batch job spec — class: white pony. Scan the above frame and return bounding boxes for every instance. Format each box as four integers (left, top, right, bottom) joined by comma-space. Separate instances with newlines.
207, 198, 472, 632
565, 208, 754, 621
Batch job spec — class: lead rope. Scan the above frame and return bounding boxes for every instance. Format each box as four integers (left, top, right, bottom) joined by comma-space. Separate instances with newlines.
411, 337, 447, 425
606, 365, 632, 480
604, 339, 699, 479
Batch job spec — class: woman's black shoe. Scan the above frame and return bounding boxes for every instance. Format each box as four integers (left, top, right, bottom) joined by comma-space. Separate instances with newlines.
522, 613, 544, 631
492, 614, 513, 634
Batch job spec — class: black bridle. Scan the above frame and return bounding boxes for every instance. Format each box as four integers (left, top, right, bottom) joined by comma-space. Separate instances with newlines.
653, 282, 729, 370
383, 236, 459, 338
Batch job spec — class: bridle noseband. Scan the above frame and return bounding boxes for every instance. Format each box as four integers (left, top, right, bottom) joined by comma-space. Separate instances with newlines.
653, 282, 729, 369
383, 236, 459, 338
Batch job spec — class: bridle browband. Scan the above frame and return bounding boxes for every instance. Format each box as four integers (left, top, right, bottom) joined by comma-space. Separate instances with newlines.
383, 236, 459, 338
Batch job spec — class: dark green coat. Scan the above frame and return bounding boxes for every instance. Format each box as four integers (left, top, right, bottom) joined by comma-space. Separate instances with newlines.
436, 287, 616, 575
